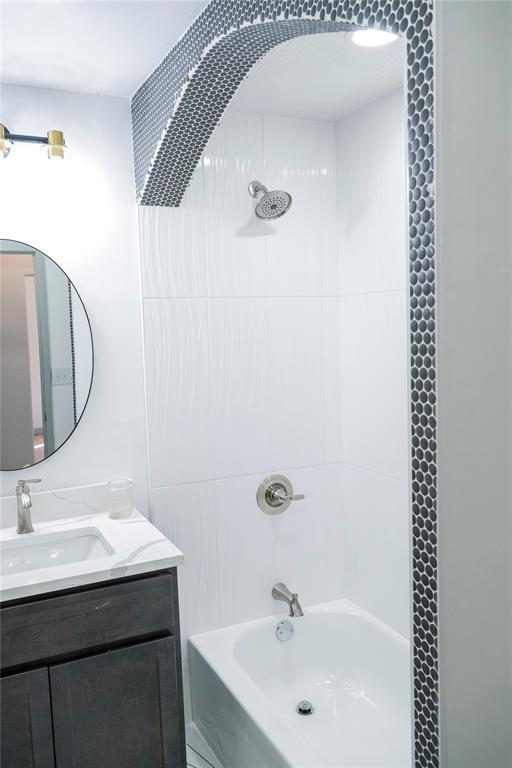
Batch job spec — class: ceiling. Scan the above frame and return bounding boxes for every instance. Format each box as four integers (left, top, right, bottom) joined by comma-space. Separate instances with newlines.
230, 32, 406, 121
0, 3, 404, 114
0, 0, 207, 98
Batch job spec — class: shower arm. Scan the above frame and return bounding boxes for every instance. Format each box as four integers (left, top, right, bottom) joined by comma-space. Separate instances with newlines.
248, 180, 268, 199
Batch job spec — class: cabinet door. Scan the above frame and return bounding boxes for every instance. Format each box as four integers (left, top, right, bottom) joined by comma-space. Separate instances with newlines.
50, 636, 185, 768
0, 668, 55, 768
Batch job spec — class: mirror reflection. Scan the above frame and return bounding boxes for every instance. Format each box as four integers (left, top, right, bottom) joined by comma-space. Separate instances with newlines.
0, 239, 93, 470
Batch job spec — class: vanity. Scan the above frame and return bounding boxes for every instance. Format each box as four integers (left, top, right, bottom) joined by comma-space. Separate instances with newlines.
0, 237, 187, 766
0, 511, 186, 768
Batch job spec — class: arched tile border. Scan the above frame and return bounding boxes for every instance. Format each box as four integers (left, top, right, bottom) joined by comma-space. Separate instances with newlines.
131, 1, 437, 765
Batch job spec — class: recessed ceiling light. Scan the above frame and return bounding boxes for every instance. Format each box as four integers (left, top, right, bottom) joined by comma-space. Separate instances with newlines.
352, 29, 398, 47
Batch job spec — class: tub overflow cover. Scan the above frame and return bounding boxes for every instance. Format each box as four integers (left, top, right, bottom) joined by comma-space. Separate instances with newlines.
297, 700, 314, 716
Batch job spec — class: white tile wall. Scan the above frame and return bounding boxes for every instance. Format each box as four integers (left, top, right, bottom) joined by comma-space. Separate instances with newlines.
340, 290, 408, 481
144, 299, 213, 487
214, 473, 275, 626
204, 111, 267, 298
336, 88, 407, 296
323, 297, 343, 464
342, 464, 410, 636
263, 115, 337, 297
336, 88, 410, 635
209, 299, 271, 479
140, 90, 409, 712
268, 297, 324, 469
151, 482, 219, 658
139, 165, 206, 298
272, 464, 346, 608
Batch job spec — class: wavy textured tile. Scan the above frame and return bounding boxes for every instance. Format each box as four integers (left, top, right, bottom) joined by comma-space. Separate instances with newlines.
209, 298, 271, 479
204, 111, 266, 298
268, 297, 323, 469
336, 89, 407, 295
151, 482, 219, 659
214, 473, 274, 627
340, 290, 408, 481
342, 463, 410, 636
263, 114, 337, 297
139, 166, 206, 298
144, 299, 213, 486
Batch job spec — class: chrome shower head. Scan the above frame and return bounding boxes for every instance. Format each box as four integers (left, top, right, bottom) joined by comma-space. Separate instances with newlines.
248, 180, 292, 220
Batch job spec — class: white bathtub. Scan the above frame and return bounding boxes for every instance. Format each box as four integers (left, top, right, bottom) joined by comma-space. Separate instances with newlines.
190, 599, 411, 768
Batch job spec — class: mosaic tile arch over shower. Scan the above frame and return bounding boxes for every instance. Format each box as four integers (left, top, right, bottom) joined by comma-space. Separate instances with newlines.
131, 1, 437, 765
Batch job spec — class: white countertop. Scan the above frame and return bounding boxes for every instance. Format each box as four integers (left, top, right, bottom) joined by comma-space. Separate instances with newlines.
0, 510, 184, 603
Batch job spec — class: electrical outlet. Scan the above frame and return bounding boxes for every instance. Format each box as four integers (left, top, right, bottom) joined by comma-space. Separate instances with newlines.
52, 367, 73, 386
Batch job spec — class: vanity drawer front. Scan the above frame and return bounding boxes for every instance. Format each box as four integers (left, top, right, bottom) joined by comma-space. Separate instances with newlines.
1, 570, 178, 671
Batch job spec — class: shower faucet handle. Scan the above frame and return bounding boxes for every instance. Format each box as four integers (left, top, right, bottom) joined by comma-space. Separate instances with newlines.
267, 485, 304, 504
256, 475, 304, 514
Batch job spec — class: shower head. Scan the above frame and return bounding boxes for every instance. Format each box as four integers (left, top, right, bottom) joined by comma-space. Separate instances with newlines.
248, 180, 292, 220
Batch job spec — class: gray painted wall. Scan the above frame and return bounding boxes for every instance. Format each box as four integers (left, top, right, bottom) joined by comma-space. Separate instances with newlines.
436, 2, 512, 765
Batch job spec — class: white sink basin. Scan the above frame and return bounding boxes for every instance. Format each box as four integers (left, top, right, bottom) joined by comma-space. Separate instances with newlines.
0, 509, 184, 602
1, 528, 114, 576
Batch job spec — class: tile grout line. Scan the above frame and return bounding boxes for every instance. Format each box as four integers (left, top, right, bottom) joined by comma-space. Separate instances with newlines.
143, 287, 407, 300
152, 460, 407, 492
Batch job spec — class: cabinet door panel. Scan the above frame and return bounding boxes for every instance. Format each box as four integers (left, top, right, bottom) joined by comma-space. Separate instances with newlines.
50, 636, 185, 768
0, 668, 55, 768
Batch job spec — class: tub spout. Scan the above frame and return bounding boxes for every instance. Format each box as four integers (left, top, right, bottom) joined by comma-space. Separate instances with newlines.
272, 582, 304, 617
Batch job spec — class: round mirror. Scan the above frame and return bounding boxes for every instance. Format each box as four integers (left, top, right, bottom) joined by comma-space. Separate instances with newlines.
0, 239, 93, 470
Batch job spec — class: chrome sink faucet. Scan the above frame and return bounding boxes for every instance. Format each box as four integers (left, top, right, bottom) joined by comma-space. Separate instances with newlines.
16, 479, 41, 534
272, 582, 304, 617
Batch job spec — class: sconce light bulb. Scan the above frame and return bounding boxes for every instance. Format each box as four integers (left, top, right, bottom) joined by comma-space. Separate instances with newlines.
0, 124, 13, 159
46, 129, 66, 159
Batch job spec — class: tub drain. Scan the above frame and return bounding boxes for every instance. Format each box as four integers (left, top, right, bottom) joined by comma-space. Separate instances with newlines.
297, 699, 314, 716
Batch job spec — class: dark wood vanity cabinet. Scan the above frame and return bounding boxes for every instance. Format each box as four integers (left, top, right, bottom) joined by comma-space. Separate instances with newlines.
0, 569, 186, 768
0, 668, 55, 768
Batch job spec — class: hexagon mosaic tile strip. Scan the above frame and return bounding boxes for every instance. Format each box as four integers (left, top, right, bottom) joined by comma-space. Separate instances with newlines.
131, 1, 437, 766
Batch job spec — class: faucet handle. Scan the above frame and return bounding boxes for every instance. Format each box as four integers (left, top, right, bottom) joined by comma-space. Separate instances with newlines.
257, 475, 305, 515
17, 478, 42, 486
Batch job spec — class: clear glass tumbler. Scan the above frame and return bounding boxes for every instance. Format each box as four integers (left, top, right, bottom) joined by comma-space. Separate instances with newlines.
107, 478, 134, 519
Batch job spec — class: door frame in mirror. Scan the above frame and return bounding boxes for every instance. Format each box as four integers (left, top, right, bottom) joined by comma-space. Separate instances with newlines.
0, 238, 94, 471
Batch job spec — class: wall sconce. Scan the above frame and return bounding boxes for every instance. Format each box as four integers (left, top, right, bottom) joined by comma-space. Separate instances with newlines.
0, 123, 67, 159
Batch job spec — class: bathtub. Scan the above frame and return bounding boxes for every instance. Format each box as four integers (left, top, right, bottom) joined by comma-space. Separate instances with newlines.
189, 599, 411, 768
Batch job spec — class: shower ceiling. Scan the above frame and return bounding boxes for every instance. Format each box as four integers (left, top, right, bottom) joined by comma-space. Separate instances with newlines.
230, 32, 405, 121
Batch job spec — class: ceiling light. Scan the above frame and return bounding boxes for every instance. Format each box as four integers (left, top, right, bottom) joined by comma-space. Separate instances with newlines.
352, 29, 398, 47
